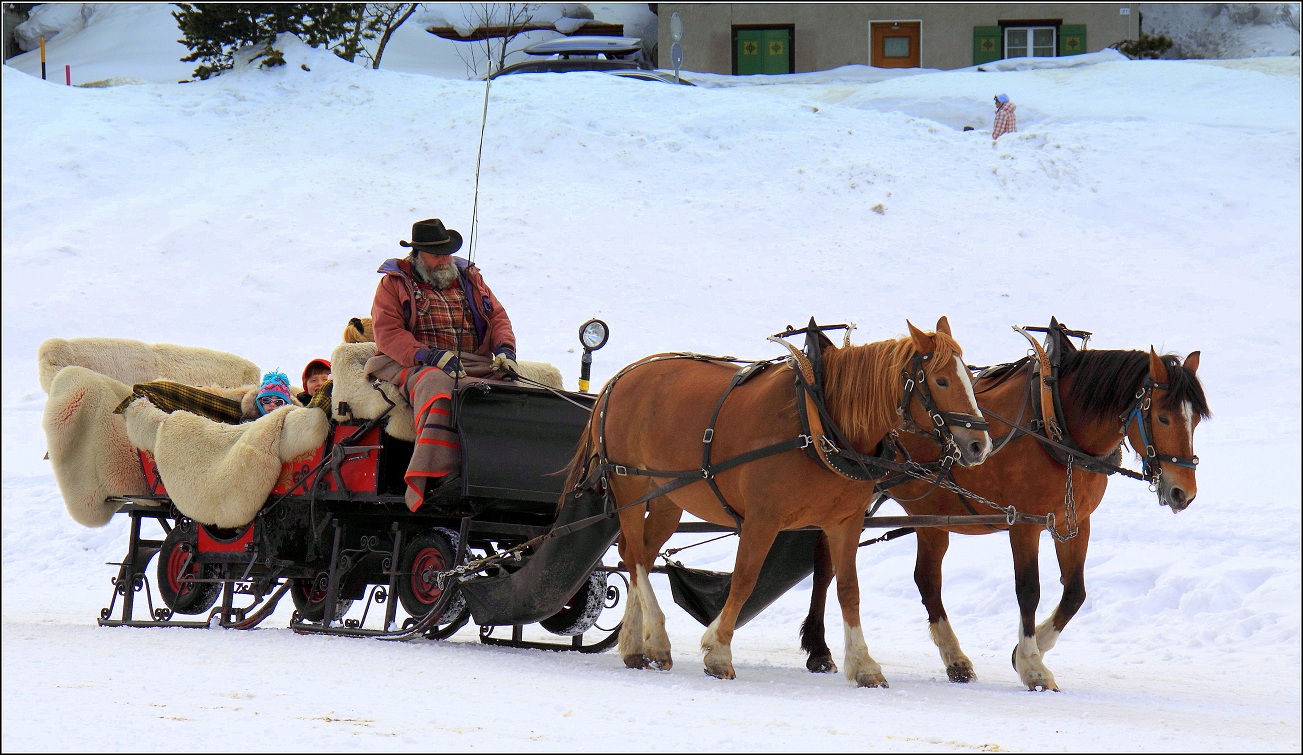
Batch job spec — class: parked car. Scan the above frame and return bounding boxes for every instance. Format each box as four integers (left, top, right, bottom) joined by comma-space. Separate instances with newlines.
490, 35, 694, 85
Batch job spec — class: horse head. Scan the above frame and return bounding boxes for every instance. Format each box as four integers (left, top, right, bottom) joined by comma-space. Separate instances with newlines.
1122, 349, 1206, 512
904, 316, 993, 467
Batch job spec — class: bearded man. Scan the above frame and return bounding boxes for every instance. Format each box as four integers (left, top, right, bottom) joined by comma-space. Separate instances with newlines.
366, 218, 518, 511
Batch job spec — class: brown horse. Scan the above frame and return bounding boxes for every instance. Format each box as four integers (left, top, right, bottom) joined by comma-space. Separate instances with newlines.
565, 317, 992, 687
799, 337, 1209, 690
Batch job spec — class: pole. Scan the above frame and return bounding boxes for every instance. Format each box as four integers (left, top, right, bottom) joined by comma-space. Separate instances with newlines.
39, 36, 46, 80
65, 65, 71, 86
579, 350, 593, 393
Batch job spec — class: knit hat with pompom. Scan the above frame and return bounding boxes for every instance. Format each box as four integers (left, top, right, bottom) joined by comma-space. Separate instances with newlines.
255, 371, 293, 415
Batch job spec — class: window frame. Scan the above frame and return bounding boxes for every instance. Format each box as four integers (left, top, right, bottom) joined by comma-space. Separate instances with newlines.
998, 18, 1061, 60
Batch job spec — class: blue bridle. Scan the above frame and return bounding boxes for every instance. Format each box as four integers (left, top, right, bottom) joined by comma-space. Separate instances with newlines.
1120, 377, 1200, 485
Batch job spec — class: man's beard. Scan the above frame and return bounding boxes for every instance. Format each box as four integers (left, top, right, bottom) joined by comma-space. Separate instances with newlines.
414, 255, 460, 288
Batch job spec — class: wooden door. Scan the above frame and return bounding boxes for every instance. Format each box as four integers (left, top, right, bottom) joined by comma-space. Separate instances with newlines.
870, 21, 921, 68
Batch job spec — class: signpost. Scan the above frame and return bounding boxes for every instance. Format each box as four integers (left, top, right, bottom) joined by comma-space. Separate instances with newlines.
670, 12, 684, 84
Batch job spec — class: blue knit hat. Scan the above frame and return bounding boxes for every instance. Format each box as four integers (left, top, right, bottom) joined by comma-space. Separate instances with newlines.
996, 93, 1010, 104
255, 371, 293, 415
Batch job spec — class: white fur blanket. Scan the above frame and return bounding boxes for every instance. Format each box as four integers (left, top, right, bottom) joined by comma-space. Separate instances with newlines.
329, 343, 565, 442
125, 400, 329, 528
38, 337, 259, 394
42, 367, 150, 527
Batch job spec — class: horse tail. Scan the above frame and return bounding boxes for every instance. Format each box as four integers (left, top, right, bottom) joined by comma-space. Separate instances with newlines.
557, 381, 611, 514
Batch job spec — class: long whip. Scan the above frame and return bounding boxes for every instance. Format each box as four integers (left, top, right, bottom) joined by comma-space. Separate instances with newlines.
466, 41, 499, 267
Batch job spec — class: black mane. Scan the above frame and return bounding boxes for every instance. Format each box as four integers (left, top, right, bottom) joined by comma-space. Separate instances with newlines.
1062, 350, 1211, 422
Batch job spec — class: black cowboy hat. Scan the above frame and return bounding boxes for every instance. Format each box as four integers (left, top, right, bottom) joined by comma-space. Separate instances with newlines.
399, 218, 463, 255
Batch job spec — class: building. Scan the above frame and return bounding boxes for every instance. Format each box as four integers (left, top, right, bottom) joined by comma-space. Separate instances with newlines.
655, 3, 1140, 73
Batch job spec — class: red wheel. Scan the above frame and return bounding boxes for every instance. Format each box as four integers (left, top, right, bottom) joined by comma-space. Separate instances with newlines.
397, 531, 468, 632
156, 525, 220, 615
290, 575, 353, 623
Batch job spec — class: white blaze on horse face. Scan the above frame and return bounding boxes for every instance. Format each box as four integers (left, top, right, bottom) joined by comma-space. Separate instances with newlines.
1182, 401, 1195, 448
953, 356, 980, 413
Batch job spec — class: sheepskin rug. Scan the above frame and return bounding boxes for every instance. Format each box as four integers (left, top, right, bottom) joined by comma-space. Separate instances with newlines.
329, 343, 566, 441
330, 342, 417, 440
124, 400, 329, 528
38, 337, 259, 394
42, 366, 149, 527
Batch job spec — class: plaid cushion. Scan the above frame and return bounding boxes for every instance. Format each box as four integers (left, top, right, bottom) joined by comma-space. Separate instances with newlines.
113, 380, 245, 424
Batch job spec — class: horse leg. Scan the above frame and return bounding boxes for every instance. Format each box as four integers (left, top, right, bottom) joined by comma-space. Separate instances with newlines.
615, 529, 651, 669
633, 500, 683, 671
800, 532, 838, 673
700, 520, 781, 680
1009, 525, 1058, 691
914, 527, 976, 683
825, 522, 888, 688
1035, 518, 1091, 656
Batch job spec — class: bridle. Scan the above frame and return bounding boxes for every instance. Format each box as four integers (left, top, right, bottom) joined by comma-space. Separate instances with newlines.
1119, 375, 1200, 489
894, 351, 990, 468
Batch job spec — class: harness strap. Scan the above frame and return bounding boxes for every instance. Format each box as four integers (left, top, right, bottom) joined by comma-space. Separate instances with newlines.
588, 353, 797, 531
981, 406, 1147, 482
698, 361, 773, 528
598, 434, 813, 517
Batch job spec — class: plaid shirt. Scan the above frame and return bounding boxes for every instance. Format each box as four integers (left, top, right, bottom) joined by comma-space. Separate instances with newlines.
993, 102, 1018, 140
371, 256, 515, 367
412, 278, 480, 353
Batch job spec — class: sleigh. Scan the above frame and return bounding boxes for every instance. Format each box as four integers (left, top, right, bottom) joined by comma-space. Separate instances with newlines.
41, 322, 1046, 654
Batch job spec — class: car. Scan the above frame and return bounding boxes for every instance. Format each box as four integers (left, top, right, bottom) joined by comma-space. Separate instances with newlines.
489, 35, 694, 85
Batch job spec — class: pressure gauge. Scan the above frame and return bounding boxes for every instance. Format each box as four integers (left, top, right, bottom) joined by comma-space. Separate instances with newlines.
579, 319, 609, 351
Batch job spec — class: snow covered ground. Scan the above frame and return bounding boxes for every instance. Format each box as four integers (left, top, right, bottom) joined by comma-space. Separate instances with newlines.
2, 4, 1300, 752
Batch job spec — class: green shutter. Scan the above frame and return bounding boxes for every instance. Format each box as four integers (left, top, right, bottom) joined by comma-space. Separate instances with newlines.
1060, 24, 1087, 56
973, 26, 1001, 65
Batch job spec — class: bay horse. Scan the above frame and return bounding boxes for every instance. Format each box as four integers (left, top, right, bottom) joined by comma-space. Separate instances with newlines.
799, 329, 1209, 691
565, 317, 992, 687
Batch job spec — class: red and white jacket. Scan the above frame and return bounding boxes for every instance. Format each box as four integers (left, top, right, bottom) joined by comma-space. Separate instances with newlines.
993, 101, 1018, 140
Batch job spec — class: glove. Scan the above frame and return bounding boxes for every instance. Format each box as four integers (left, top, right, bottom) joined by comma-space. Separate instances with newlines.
491, 349, 519, 377
418, 348, 466, 379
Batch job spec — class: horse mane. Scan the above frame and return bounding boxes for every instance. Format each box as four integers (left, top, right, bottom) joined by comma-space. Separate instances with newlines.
820, 329, 961, 450
1063, 350, 1211, 422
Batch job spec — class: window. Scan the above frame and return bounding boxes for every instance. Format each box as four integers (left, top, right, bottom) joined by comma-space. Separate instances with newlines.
1004, 26, 1057, 58
883, 37, 910, 58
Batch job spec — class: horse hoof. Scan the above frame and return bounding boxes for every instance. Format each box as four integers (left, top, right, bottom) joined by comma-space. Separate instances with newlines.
1026, 683, 1060, 692
704, 664, 736, 680
624, 654, 651, 670
854, 673, 889, 688
946, 664, 977, 683
807, 655, 838, 674
649, 654, 674, 671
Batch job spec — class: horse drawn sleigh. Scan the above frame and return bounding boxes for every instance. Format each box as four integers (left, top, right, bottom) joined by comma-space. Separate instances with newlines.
41, 315, 1207, 691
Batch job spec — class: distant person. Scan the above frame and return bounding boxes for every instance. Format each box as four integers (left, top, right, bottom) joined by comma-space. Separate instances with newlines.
297, 358, 331, 406
365, 218, 518, 512
993, 93, 1017, 141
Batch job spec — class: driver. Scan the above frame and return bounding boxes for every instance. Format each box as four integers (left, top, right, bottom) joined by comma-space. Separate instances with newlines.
365, 218, 518, 512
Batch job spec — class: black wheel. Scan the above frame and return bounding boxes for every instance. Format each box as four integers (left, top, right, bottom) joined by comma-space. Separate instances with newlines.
397, 531, 468, 630
290, 574, 354, 623
540, 570, 609, 636
156, 525, 220, 615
